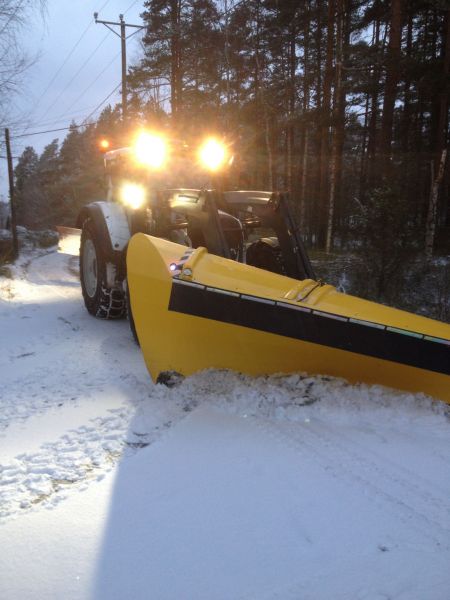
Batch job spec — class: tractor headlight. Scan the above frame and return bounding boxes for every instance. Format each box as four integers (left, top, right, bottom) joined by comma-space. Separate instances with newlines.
120, 183, 146, 209
198, 138, 228, 172
133, 131, 167, 169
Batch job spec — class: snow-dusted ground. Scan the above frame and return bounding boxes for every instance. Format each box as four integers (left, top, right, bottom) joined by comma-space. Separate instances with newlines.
1, 246, 450, 599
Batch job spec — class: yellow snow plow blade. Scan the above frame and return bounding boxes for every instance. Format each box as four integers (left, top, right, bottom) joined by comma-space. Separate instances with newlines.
127, 233, 450, 404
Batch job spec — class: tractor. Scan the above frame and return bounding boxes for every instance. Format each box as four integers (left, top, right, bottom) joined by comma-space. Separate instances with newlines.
76, 131, 314, 327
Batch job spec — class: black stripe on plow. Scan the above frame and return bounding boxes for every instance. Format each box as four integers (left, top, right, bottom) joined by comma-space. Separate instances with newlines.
168, 280, 450, 377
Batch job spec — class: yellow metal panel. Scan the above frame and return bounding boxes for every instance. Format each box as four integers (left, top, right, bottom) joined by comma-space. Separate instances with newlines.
127, 234, 450, 404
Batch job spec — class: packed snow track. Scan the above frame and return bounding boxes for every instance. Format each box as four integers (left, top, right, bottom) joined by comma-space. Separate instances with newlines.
1, 246, 450, 599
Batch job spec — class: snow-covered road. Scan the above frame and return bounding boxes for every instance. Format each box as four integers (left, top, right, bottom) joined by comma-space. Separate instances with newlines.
1, 247, 450, 599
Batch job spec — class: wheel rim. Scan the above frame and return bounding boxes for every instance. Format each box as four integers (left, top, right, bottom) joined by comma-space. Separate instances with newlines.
82, 238, 98, 298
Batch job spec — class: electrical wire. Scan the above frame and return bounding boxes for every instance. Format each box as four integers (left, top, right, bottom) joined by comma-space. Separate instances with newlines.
17, 0, 113, 132
123, 0, 141, 16
10, 81, 122, 139
36, 30, 113, 124
6, 1, 141, 145
59, 50, 121, 119
80, 82, 121, 125
30, 22, 94, 115
4, 1, 202, 147
12, 126, 82, 138
3, 102, 118, 130
38, 2, 143, 126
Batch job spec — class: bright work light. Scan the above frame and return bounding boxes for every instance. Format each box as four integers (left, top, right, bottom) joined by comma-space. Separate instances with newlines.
120, 182, 146, 209
198, 138, 227, 172
134, 131, 167, 168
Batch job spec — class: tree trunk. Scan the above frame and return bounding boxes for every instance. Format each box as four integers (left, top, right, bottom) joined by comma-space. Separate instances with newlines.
170, 0, 182, 127
318, 0, 335, 246
286, 18, 297, 192
300, 129, 309, 233
326, 0, 345, 253
313, 0, 323, 244
426, 149, 447, 258
253, 0, 262, 188
435, 10, 450, 170
264, 110, 274, 190
401, 9, 413, 155
379, 0, 403, 168
366, 9, 386, 186
438, 11, 450, 231
299, 2, 311, 233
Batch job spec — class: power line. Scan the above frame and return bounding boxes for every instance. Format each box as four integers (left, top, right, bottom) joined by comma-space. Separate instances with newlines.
36, 30, 113, 124
10, 82, 122, 139
18, 0, 113, 132
58, 50, 121, 119
30, 21, 94, 115
12, 126, 83, 139
4, 102, 118, 130
123, 0, 142, 16
39, 0, 113, 101
15, 2, 145, 135
80, 82, 122, 125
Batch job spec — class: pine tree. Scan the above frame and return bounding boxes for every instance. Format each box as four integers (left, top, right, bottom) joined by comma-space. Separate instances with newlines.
14, 147, 39, 228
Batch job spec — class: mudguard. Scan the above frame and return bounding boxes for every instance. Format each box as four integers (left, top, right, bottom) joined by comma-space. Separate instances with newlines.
76, 201, 130, 261
127, 233, 450, 403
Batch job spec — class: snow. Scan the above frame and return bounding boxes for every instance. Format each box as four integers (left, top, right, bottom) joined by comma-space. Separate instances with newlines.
1, 246, 450, 599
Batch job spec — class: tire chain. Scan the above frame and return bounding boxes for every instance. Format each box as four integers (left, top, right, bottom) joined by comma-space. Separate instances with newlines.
95, 285, 126, 319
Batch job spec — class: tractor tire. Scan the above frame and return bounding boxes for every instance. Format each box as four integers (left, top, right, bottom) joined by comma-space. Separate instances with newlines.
79, 218, 126, 319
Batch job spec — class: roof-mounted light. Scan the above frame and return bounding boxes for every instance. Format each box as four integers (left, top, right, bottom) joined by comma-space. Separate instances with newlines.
133, 131, 167, 169
198, 138, 228, 172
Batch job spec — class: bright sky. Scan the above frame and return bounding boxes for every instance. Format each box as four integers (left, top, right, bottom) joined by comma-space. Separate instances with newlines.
1, 0, 145, 199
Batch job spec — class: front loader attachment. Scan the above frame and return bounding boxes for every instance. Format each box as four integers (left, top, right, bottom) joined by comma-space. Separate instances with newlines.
127, 233, 450, 404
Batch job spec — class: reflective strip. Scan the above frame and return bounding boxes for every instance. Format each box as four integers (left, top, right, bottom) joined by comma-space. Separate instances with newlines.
241, 294, 276, 305
313, 310, 348, 322
424, 335, 450, 346
172, 279, 205, 289
168, 281, 450, 376
386, 326, 423, 339
349, 318, 385, 330
173, 281, 447, 349
206, 287, 239, 297
276, 301, 311, 313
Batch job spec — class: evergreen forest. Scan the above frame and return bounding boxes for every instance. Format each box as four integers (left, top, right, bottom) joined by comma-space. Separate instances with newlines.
11, 0, 450, 310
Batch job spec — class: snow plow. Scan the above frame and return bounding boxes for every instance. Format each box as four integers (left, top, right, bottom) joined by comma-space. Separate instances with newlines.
76, 130, 450, 403
127, 233, 450, 404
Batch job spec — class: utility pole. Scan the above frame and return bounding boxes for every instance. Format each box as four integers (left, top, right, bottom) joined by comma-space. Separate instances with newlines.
4, 128, 18, 259
94, 13, 145, 120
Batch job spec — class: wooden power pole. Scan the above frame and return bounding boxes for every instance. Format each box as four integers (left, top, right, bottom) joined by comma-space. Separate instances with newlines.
94, 13, 144, 120
4, 128, 18, 258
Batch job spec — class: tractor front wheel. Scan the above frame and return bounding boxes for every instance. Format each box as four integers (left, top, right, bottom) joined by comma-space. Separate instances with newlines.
79, 218, 126, 319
